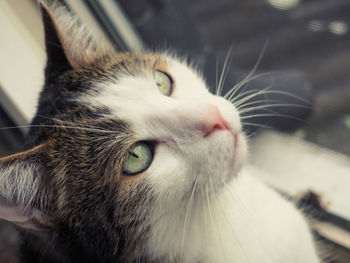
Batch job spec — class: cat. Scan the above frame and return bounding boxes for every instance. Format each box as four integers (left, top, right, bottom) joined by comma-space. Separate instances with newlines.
0, 1, 321, 262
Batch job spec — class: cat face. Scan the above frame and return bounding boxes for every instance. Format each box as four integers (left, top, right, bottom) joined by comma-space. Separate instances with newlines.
86, 53, 247, 206
89, 53, 248, 260
0, 1, 246, 261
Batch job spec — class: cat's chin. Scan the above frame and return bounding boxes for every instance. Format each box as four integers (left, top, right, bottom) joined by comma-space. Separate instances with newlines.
206, 128, 246, 163
189, 129, 247, 194
205, 127, 238, 150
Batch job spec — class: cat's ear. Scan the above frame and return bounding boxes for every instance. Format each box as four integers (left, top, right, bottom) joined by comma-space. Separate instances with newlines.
0, 142, 52, 231
40, 1, 113, 74
40, 1, 72, 74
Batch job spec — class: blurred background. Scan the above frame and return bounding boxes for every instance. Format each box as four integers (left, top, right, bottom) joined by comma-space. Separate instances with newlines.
0, 0, 349, 262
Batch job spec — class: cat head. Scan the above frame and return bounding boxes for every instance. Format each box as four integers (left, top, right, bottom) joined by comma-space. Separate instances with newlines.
0, 1, 247, 261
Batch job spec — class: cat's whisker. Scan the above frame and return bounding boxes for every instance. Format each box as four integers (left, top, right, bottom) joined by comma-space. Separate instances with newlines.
215, 56, 219, 96
231, 82, 276, 107
204, 185, 215, 245
203, 185, 212, 257
235, 98, 286, 110
0, 112, 132, 136
238, 103, 310, 114
242, 122, 272, 129
202, 188, 210, 249
217, 44, 234, 96
213, 178, 253, 263
233, 88, 312, 108
0, 124, 118, 134
228, 88, 261, 103
225, 183, 278, 263
0, 125, 36, 131
225, 71, 276, 102
208, 176, 230, 263
223, 42, 269, 100
232, 88, 273, 110
205, 183, 231, 262
180, 176, 198, 253
240, 112, 306, 122
242, 41, 269, 85
39, 114, 124, 132
240, 108, 308, 137
228, 89, 267, 108
245, 127, 269, 138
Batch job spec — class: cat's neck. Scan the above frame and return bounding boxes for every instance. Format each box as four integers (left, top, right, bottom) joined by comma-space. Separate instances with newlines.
146, 171, 320, 263
145, 174, 240, 262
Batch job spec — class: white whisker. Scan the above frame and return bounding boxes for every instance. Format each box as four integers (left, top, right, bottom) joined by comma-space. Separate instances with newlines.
180, 176, 198, 253
242, 41, 269, 85
217, 44, 234, 96
238, 103, 310, 114
224, 42, 269, 100
242, 122, 272, 129
215, 56, 219, 96
235, 99, 282, 110
0, 124, 117, 134
234, 89, 311, 108
225, 185, 278, 262
226, 72, 276, 102
241, 112, 305, 122
213, 180, 253, 263
208, 176, 230, 263
232, 86, 275, 108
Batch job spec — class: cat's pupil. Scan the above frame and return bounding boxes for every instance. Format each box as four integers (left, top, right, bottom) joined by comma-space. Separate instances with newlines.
122, 142, 153, 175
130, 152, 138, 158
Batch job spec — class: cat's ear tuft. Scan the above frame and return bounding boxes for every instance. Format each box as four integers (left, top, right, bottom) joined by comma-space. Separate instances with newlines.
0, 142, 53, 231
39, 0, 113, 74
40, 1, 73, 74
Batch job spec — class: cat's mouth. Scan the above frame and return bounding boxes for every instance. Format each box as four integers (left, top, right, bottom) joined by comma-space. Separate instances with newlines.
204, 125, 238, 146
204, 127, 246, 170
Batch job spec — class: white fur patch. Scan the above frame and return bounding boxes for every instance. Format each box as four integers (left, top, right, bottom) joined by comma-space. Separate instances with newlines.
146, 172, 320, 262
0, 161, 40, 209
83, 54, 320, 262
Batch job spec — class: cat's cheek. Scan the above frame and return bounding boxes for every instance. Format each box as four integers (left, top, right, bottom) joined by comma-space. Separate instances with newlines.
147, 143, 183, 192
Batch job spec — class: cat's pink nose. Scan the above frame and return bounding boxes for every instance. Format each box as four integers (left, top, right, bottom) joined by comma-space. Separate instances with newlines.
200, 105, 230, 137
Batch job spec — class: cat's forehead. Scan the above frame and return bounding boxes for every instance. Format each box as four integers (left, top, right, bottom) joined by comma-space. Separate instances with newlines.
106, 52, 168, 74
94, 53, 206, 93
61, 53, 162, 88
64, 53, 202, 96
89, 52, 167, 80
77, 52, 207, 110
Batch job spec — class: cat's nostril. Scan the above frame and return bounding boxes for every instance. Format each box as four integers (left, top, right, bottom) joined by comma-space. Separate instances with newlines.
213, 124, 224, 130
201, 105, 230, 137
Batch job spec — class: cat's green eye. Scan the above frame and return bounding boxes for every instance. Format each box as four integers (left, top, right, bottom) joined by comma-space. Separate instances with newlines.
123, 142, 153, 175
155, 70, 172, 96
